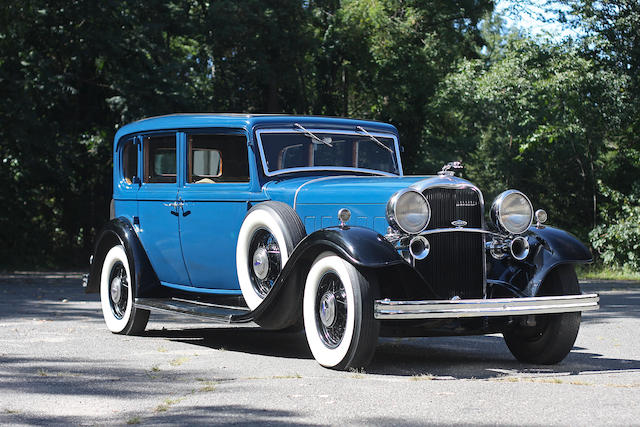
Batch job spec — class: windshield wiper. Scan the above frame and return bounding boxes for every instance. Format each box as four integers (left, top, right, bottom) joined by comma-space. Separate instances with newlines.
294, 123, 333, 147
356, 126, 393, 153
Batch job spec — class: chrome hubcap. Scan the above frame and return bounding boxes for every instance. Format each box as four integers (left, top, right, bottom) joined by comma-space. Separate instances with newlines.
248, 228, 281, 298
252, 247, 269, 280
319, 292, 337, 327
315, 272, 347, 349
110, 276, 122, 303
108, 261, 129, 320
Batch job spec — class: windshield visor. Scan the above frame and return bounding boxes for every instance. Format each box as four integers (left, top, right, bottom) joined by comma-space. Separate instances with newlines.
257, 129, 401, 176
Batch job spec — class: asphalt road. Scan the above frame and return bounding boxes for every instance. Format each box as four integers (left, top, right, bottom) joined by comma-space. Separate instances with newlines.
1, 273, 639, 426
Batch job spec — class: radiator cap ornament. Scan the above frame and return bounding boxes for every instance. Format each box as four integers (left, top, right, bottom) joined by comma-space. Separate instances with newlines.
438, 161, 463, 177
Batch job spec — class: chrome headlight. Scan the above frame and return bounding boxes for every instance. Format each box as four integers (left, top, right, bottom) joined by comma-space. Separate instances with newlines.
386, 189, 430, 234
490, 190, 533, 235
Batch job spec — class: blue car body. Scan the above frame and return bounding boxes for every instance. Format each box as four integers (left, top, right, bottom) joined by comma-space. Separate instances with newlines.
85, 113, 599, 369
110, 114, 415, 295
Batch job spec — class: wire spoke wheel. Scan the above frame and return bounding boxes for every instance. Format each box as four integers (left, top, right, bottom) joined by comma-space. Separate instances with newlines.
303, 252, 379, 370
100, 245, 150, 335
108, 261, 130, 320
248, 228, 282, 298
315, 272, 348, 348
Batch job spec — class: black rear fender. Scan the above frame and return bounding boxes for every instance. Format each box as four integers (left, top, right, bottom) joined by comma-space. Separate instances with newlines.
86, 218, 162, 298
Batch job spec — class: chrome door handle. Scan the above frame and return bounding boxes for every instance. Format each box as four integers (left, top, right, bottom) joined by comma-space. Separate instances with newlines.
163, 201, 182, 216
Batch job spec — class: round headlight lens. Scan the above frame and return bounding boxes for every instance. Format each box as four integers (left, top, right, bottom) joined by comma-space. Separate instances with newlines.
387, 189, 430, 234
491, 190, 533, 234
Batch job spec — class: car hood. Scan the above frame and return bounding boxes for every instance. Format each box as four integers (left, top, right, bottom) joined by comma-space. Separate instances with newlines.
263, 175, 431, 207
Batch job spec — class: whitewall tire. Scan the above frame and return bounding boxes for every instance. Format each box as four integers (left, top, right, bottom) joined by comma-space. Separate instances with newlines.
100, 245, 149, 335
303, 252, 379, 370
236, 202, 305, 310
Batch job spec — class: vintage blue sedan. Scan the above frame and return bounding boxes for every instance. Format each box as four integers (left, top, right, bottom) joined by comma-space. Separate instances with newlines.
84, 113, 599, 370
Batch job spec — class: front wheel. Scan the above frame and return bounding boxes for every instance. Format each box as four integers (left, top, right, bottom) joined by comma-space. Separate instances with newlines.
303, 252, 379, 370
100, 245, 150, 335
503, 265, 581, 364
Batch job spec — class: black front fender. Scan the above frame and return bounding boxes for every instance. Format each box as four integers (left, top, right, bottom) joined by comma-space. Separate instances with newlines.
85, 218, 162, 298
524, 226, 592, 295
239, 226, 431, 328
489, 226, 592, 297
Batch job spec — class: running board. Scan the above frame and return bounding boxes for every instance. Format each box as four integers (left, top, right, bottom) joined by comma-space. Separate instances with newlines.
135, 298, 252, 323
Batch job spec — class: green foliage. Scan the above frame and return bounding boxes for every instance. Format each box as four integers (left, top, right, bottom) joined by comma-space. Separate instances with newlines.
589, 183, 640, 271
429, 35, 627, 237
0, 0, 638, 269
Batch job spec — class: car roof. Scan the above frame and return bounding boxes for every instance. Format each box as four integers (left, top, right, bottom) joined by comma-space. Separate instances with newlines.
114, 113, 398, 142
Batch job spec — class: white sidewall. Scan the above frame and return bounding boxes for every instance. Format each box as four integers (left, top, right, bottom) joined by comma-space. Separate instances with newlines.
100, 245, 133, 333
236, 207, 290, 310
303, 252, 356, 367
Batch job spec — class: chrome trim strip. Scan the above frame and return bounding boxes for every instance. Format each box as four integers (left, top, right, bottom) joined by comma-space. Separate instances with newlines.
292, 175, 348, 210
419, 228, 495, 236
374, 293, 599, 320
255, 128, 403, 177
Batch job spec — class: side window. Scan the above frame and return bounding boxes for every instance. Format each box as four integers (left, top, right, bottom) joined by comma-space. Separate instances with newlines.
144, 135, 176, 183
188, 134, 249, 183
122, 139, 138, 184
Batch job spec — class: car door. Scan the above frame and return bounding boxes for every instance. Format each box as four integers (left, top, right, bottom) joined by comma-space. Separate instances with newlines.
178, 130, 258, 292
136, 132, 191, 286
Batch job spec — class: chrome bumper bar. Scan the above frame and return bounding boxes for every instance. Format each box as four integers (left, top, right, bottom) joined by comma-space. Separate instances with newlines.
374, 293, 599, 320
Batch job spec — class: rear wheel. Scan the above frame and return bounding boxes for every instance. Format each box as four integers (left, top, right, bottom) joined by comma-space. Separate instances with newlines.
503, 265, 581, 364
100, 245, 150, 335
303, 252, 379, 370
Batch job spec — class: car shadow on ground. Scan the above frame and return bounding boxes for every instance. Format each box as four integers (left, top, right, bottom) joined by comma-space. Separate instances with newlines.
142, 324, 640, 380
3, 274, 640, 381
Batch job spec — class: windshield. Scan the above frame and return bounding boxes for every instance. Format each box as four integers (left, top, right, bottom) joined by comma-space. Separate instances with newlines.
257, 129, 401, 176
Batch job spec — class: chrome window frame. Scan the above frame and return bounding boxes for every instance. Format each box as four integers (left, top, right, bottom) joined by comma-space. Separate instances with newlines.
255, 128, 404, 177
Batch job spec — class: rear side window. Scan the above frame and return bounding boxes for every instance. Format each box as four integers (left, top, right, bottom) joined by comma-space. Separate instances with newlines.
188, 134, 249, 183
144, 135, 176, 183
121, 139, 138, 184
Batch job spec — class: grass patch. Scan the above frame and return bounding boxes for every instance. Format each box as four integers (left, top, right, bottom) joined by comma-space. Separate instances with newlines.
271, 373, 302, 379
169, 357, 190, 367
577, 264, 640, 281
409, 374, 435, 381
492, 376, 593, 386
37, 368, 49, 377
126, 417, 141, 424
243, 374, 303, 381
155, 397, 184, 413
197, 381, 217, 392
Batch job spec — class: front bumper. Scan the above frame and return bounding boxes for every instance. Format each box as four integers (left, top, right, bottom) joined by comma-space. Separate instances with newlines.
374, 293, 599, 320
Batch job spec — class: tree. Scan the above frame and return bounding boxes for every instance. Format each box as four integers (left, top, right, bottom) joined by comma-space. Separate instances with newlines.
431, 35, 627, 238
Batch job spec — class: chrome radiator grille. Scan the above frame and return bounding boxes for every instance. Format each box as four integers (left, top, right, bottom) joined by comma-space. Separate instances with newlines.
417, 188, 484, 299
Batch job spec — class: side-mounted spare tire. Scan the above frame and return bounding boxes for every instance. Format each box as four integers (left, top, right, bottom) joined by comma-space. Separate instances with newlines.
236, 201, 306, 310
